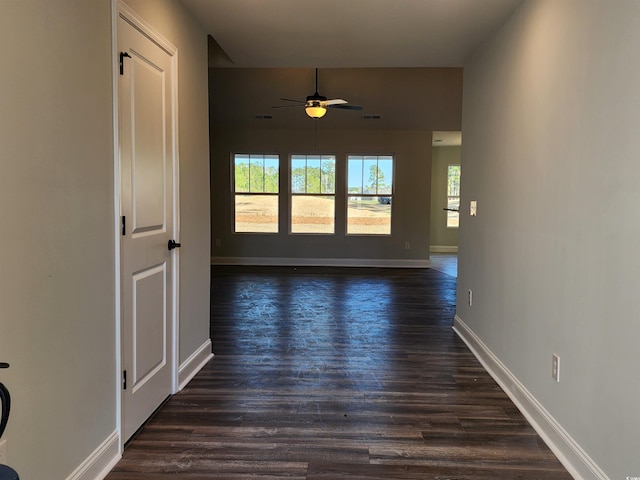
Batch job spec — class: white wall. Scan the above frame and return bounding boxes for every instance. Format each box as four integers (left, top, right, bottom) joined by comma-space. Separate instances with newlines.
0, 1, 210, 478
457, 1, 640, 478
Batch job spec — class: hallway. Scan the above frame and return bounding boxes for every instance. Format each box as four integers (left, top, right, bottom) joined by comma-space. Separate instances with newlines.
106, 266, 571, 479
428, 253, 458, 278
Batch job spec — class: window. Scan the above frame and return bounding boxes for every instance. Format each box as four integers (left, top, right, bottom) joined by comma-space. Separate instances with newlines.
291, 154, 336, 234
447, 165, 460, 228
347, 155, 393, 235
233, 154, 279, 233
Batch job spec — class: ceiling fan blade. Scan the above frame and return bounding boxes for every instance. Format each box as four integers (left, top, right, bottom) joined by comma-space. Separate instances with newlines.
327, 104, 364, 111
274, 70, 365, 117
323, 99, 347, 106
272, 104, 304, 109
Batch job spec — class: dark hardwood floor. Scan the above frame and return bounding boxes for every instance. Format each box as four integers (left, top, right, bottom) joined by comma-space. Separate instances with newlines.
106, 266, 572, 479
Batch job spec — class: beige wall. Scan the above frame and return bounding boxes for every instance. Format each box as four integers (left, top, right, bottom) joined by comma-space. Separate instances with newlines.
458, 1, 640, 478
209, 67, 463, 265
0, 1, 115, 478
211, 128, 434, 265
430, 146, 461, 250
0, 1, 210, 478
210, 68, 464, 132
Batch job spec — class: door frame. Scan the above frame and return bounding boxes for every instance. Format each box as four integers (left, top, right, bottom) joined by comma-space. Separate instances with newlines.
112, 0, 180, 450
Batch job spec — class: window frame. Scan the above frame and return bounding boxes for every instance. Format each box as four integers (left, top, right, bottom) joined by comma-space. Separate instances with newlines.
446, 164, 460, 229
346, 154, 395, 236
232, 153, 280, 234
289, 153, 337, 235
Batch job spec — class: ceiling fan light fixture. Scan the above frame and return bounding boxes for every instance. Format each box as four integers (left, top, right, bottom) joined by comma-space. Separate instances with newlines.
272, 69, 361, 119
305, 105, 327, 119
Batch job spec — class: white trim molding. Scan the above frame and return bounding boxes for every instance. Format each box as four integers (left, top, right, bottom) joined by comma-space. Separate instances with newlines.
110, 0, 123, 460
453, 316, 609, 480
115, 0, 181, 448
211, 256, 429, 269
178, 339, 214, 391
65, 430, 120, 480
429, 245, 458, 253
118, 1, 177, 55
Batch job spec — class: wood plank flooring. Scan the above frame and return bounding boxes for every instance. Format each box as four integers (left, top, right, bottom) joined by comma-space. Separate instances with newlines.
106, 266, 572, 479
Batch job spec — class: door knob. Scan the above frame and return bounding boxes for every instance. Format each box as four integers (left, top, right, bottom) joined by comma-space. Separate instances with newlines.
168, 240, 181, 251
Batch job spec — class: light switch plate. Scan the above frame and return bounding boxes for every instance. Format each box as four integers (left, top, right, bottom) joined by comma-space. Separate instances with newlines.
470, 200, 477, 216
552, 354, 560, 382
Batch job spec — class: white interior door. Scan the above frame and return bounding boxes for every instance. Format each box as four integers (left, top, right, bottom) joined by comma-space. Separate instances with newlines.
118, 11, 177, 442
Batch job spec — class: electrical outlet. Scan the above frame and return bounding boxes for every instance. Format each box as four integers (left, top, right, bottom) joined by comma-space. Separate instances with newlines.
470, 200, 478, 216
552, 354, 560, 382
0, 439, 7, 464
404, 241, 410, 250
467, 289, 473, 306
215, 238, 221, 247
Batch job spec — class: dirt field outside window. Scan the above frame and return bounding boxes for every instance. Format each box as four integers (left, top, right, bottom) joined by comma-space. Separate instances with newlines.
235, 196, 391, 234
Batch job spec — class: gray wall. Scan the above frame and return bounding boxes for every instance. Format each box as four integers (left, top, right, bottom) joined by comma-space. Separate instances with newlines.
457, 1, 640, 478
211, 128, 433, 264
430, 145, 460, 250
0, 2, 115, 478
209, 68, 463, 265
0, 1, 210, 478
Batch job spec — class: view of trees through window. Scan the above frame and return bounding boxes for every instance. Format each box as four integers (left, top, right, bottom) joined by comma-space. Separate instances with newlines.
447, 165, 461, 228
347, 155, 394, 235
232, 153, 396, 235
291, 155, 336, 234
234, 154, 279, 233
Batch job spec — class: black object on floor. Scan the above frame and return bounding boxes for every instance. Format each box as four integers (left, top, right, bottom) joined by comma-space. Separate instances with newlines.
0, 465, 18, 480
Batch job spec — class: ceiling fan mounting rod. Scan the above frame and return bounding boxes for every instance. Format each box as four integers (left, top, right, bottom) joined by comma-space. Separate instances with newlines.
306, 68, 326, 102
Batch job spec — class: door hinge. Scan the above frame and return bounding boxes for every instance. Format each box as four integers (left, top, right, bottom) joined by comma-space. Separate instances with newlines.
121, 215, 126, 236
122, 370, 127, 390
119, 51, 131, 75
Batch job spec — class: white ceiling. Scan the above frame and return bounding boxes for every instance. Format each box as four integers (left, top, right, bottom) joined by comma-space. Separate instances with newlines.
180, 0, 523, 68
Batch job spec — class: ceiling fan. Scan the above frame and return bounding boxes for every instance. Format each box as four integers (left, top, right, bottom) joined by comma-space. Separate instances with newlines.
273, 68, 363, 119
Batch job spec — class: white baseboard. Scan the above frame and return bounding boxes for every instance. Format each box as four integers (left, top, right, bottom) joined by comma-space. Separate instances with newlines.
178, 339, 214, 391
430, 245, 458, 253
453, 316, 609, 480
211, 256, 429, 268
65, 430, 120, 480
68, 340, 213, 480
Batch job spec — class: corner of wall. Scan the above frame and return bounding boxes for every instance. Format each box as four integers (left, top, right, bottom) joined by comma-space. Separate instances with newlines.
65, 431, 120, 480
178, 340, 214, 391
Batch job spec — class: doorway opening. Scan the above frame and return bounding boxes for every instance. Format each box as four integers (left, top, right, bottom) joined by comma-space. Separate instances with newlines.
429, 131, 461, 277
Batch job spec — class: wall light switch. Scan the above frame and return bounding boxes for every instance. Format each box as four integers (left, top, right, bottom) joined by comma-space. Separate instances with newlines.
470, 201, 478, 216
552, 354, 560, 382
